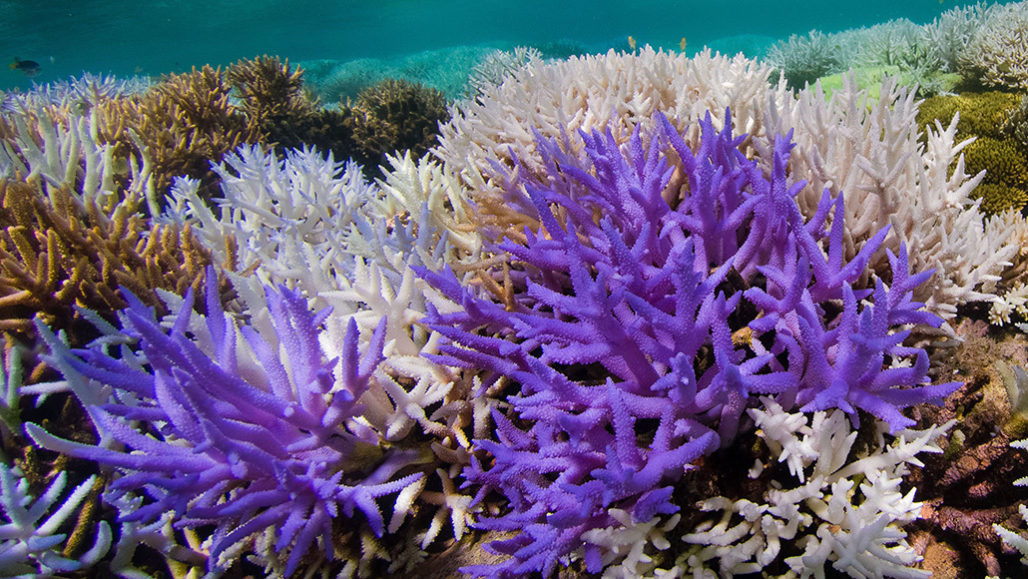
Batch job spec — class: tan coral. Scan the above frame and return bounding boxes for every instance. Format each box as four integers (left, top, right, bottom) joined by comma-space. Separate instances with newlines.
0, 177, 224, 344
93, 65, 258, 207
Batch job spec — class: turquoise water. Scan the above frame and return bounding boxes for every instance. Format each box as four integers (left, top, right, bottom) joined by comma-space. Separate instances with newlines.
0, 0, 985, 92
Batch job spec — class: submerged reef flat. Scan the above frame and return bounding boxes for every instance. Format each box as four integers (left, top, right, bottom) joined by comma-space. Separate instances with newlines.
8, 4, 1028, 577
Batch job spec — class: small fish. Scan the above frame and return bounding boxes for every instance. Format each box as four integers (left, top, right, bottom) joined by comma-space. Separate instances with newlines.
9, 58, 40, 77
680, 37, 687, 51
628, 35, 636, 51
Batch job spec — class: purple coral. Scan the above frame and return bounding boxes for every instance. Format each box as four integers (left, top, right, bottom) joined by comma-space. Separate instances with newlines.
419, 110, 959, 576
26, 273, 422, 576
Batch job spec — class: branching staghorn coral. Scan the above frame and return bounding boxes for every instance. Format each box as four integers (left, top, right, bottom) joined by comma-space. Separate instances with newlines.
93, 65, 259, 205
0, 103, 138, 209
958, 1, 1028, 90
349, 78, 450, 174
0, 177, 219, 343
0, 462, 109, 575
922, 1, 996, 73
163, 144, 485, 557
26, 274, 428, 576
762, 74, 1028, 320
227, 55, 317, 132
427, 48, 1028, 324
429, 47, 786, 240
464, 46, 544, 98
680, 399, 952, 579
0, 340, 23, 442
223, 54, 359, 163
0, 73, 150, 116
764, 30, 844, 90
420, 111, 958, 577
843, 19, 934, 70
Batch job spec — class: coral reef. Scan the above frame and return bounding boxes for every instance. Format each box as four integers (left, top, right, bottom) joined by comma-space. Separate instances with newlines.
421, 111, 956, 577
958, 1, 1028, 90
8, 35, 1028, 578
764, 31, 843, 90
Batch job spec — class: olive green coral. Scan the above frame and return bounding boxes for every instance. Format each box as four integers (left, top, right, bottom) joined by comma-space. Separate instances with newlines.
962, 137, 1028, 214
226, 55, 358, 162
917, 91, 1028, 215
226, 55, 317, 129
1003, 94, 1028, 150
917, 91, 1019, 138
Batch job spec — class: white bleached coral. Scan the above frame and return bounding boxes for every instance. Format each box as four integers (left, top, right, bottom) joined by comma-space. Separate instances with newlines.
679, 399, 952, 579
161, 143, 481, 552
579, 510, 682, 579
763, 74, 1028, 319
429, 46, 787, 235
989, 283, 1028, 326
0, 464, 109, 576
958, 1, 1028, 90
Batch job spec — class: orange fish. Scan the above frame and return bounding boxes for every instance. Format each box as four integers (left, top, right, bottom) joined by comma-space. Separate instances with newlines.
680, 37, 687, 51
628, 35, 636, 51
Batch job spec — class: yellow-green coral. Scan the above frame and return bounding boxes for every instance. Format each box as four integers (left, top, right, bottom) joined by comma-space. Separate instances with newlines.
917, 91, 1019, 138
817, 66, 961, 99
962, 137, 1028, 214
916, 91, 1028, 215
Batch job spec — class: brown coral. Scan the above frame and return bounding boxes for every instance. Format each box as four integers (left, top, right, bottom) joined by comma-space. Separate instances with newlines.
226, 55, 317, 130
93, 65, 258, 205
226, 55, 358, 160
350, 78, 449, 174
0, 176, 224, 345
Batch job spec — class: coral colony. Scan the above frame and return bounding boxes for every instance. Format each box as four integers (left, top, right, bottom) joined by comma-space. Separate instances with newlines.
12, 3, 1028, 578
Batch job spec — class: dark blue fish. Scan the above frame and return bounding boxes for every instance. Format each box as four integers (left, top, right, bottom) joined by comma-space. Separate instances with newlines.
9, 58, 40, 77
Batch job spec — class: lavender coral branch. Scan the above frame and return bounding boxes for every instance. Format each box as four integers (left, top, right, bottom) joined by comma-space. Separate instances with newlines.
419, 109, 958, 577
26, 272, 423, 576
